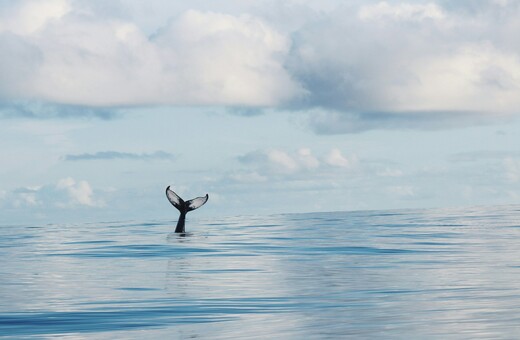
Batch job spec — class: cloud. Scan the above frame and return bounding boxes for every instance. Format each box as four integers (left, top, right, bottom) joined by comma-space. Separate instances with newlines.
56, 177, 96, 206
284, 1, 520, 131
267, 150, 300, 173
11, 186, 40, 207
286, 1, 520, 112
238, 149, 296, 174
0, 2, 301, 109
386, 185, 416, 198
377, 168, 404, 178
239, 148, 315, 174
0, 0, 70, 36
228, 171, 267, 183
450, 150, 520, 162
307, 111, 505, 134
0, 101, 117, 119
4, 178, 102, 209
228, 106, 265, 117
358, 2, 445, 22
2, 0, 520, 131
324, 148, 357, 168
503, 158, 520, 182
237, 147, 357, 176
64, 150, 175, 161
0, 32, 42, 98
297, 148, 320, 169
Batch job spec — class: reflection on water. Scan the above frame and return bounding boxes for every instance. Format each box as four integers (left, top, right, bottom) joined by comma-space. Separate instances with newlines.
2, 205, 520, 338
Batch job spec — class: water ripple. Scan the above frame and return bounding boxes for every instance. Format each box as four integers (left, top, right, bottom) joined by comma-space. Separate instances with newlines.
2, 205, 520, 338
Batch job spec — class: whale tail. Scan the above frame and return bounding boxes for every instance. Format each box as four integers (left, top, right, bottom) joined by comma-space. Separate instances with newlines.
166, 186, 209, 212
166, 186, 209, 233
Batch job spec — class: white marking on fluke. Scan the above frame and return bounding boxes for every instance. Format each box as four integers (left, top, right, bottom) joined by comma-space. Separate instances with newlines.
166, 186, 209, 233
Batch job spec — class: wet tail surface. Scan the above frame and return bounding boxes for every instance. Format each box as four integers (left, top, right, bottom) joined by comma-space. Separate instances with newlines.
166, 186, 209, 233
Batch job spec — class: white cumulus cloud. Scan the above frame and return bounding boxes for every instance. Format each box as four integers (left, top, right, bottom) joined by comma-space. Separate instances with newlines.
0, 1, 302, 107
56, 177, 99, 207
266, 149, 300, 173
0, 0, 71, 36
2, 0, 520, 132
3, 178, 102, 209
238, 147, 357, 177
297, 148, 320, 169
12, 187, 40, 208
324, 148, 357, 168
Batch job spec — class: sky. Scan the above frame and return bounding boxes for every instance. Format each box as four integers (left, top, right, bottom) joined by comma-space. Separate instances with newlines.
2, 0, 520, 224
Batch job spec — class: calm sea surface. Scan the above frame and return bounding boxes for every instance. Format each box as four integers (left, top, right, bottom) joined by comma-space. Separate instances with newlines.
2, 205, 520, 339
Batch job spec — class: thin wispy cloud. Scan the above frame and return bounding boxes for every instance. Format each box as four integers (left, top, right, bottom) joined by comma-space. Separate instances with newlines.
449, 150, 520, 162
0, 102, 117, 120
307, 111, 505, 134
64, 151, 175, 161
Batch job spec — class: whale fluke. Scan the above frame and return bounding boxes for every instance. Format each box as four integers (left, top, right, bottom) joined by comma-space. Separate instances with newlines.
166, 186, 209, 233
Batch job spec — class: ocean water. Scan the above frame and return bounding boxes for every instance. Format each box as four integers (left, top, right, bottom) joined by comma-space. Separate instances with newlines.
2, 205, 520, 339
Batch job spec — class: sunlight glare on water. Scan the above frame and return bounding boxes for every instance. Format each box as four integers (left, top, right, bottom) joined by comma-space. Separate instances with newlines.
2, 205, 520, 339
